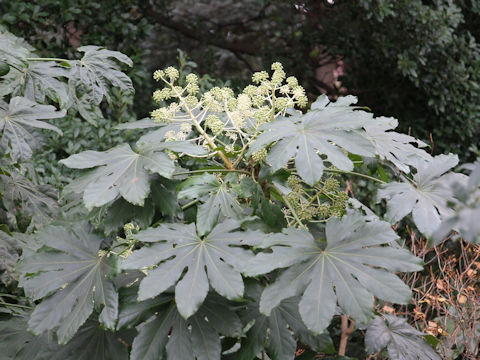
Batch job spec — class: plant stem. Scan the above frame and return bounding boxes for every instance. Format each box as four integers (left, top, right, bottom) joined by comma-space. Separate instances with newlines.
27, 57, 68, 62
173, 169, 250, 176
338, 314, 355, 356
324, 169, 386, 184
273, 186, 307, 229
181, 199, 199, 210
169, 85, 234, 169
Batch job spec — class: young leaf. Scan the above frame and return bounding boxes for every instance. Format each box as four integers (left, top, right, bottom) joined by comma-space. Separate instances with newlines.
122, 219, 258, 318
377, 154, 465, 237
178, 173, 243, 235
119, 293, 242, 360
0, 97, 65, 161
17, 223, 119, 344
236, 281, 334, 360
60, 141, 202, 209
365, 315, 441, 360
249, 95, 375, 185
363, 116, 432, 173
245, 213, 422, 333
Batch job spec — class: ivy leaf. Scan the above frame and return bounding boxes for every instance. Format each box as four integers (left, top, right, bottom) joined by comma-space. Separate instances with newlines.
49, 319, 129, 360
236, 281, 334, 360
363, 117, 432, 173
178, 173, 243, 235
365, 315, 440, 360
17, 223, 119, 344
0, 172, 58, 228
245, 213, 422, 334
0, 97, 65, 161
117, 292, 241, 360
249, 95, 375, 185
377, 154, 465, 237
60, 141, 203, 209
122, 219, 258, 318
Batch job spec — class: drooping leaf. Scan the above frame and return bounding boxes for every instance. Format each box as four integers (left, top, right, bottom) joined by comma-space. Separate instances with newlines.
0, 97, 65, 161
68, 46, 133, 124
365, 315, 441, 360
249, 95, 375, 185
433, 160, 480, 244
17, 223, 119, 344
245, 213, 422, 333
377, 154, 466, 237
118, 292, 241, 360
0, 172, 58, 228
178, 173, 243, 235
363, 117, 432, 173
122, 219, 259, 318
236, 281, 334, 360
61, 141, 204, 209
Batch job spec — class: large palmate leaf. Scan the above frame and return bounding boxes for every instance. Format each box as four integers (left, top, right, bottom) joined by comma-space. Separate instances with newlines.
0, 61, 70, 108
118, 291, 242, 360
249, 95, 375, 185
0, 314, 58, 360
433, 160, 480, 244
245, 213, 422, 333
122, 219, 259, 318
0, 172, 58, 228
363, 117, 432, 173
0, 230, 19, 284
68, 46, 133, 124
235, 281, 334, 360
61, 141, 204, 209
365, 315, 440, 360
48, 320, 129, 360
377, 154, 465, 237
178, 173, 243, 235
17, 223, 119, 344
0, 97, 65, 161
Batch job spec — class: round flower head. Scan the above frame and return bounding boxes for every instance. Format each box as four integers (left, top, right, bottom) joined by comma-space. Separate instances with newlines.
165, 67, 179, 82
153, 69, 164, 81
186, 73, 198, 84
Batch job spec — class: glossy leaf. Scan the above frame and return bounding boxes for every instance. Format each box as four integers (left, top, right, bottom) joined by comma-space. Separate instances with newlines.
249, 95, 375, 185
122, 219, 259, 318
246, 213, 422, 333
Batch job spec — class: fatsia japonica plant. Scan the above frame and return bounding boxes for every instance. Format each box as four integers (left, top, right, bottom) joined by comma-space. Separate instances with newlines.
1, 30, 480, 360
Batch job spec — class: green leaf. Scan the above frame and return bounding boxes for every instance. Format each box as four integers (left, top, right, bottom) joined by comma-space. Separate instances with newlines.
60, 142, 186, 209
49, 319, 129, 360
17, 223, 119, 344
363, 116, 432, 173
178, 173, 243, 235
0, 314, 58, 360
0, 31, 31, 69
120, 293, 241, 360
377, 154, 465, 237
0, 97, 65, 161
122, 219, 258, 318
365, 315, 440, 360
236, 281, 334, 360
0, 61, 70, 108
0, 230, 18, 283
0, 172, 58, 228
249, 95, 375, 185
246, 213, 422, 333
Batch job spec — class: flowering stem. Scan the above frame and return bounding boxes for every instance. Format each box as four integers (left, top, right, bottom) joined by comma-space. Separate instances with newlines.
173, 169, 250, 176
170, 85, 234, 169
